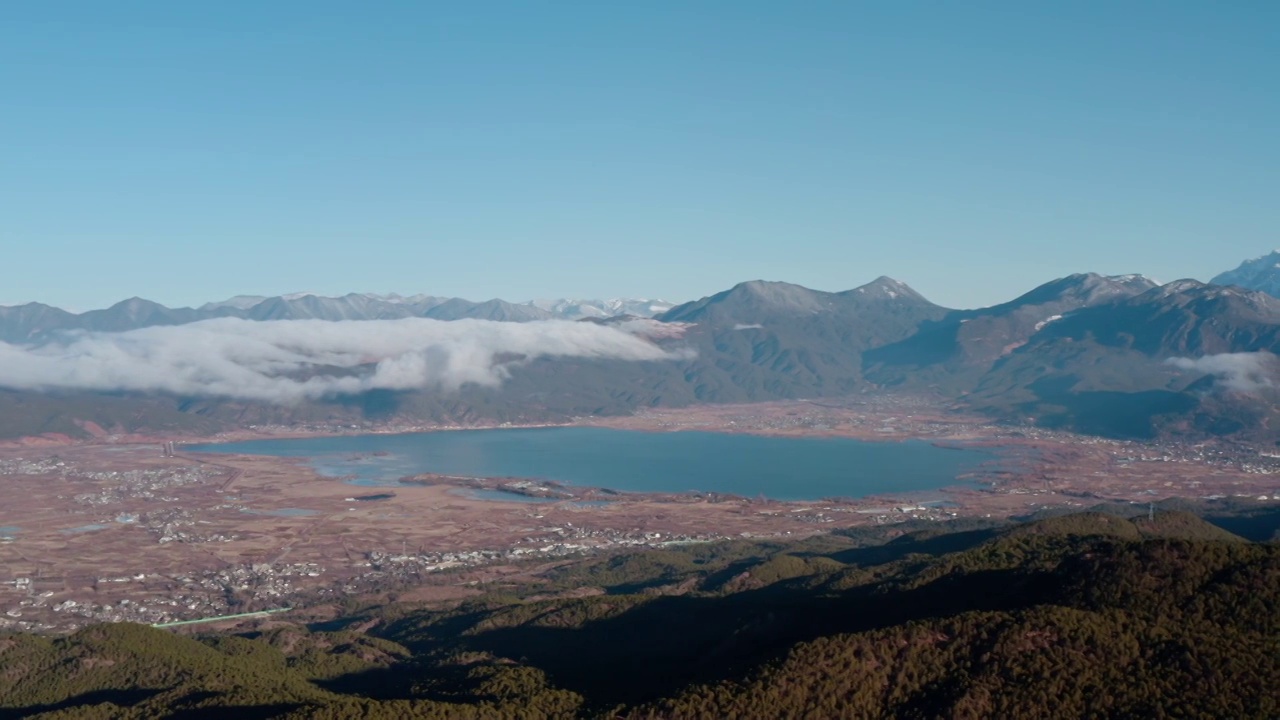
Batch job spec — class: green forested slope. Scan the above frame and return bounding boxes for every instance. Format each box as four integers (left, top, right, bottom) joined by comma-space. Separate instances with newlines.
1, 511, 1275, 719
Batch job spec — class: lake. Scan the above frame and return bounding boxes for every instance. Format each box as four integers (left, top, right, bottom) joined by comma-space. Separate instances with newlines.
188, 427, 988, 502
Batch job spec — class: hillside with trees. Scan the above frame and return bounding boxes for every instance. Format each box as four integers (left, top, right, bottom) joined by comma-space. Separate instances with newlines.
1, 511, 1276, 719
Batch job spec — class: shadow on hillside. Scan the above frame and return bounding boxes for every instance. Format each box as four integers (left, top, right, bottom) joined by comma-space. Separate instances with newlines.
0, 688, 303, 720
334, 389, 404, 420
1206, 505, 1280, 542
825, 527, 1003, 566
323, 564, 1051, 708
0, 688, 165, 719
162, 703, 303, 719
1024, 377, 1198, 439
691, 527, 1002, 593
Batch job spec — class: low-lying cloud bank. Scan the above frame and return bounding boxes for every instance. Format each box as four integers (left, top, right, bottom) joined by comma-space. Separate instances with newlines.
0, 317, 690, 403
1167, 352, 1278, 393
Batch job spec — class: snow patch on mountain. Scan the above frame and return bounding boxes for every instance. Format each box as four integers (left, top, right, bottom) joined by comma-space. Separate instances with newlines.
526, 298, 676, 320
1034, 314, 1064, 331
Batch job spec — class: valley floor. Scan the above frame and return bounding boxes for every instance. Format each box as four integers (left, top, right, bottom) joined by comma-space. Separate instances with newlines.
0, 399, 1277, 634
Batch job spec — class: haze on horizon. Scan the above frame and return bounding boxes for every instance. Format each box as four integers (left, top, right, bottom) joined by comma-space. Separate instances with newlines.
3, 2, 1277, 310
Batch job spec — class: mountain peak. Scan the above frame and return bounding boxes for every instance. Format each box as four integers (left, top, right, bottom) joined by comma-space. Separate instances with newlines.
199, 295, 269, 312
724, 280, 825, 303
659, 280, 832, 323
995, 273, 1157, 310
839, 276, 933, 305
733, 278, 804, 292
425, 298, 554, 322
1211, 251, 1280, 298
1105, 273, 1157, 284
1156, 278, 1211, 296
1144, 279, 1280, 315
104, 297, 174, 320
110, 296, 163, 309
660, 278, 945, 327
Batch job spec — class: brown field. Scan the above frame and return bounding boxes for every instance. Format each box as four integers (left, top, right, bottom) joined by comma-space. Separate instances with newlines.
1, 399, 1277, 633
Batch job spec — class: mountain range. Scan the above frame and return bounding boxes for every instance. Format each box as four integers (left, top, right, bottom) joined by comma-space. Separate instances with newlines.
0, 293, 675, 343
1, 252, 1279, 441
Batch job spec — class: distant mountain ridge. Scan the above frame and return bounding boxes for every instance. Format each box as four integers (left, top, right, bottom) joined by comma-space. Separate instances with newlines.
637, 276, 951, 404
863, 273, 1161, 387
528, 297, 676, 319
3, 253, 1280, 442
0, 292, 677, 343
659, 277, 934, 323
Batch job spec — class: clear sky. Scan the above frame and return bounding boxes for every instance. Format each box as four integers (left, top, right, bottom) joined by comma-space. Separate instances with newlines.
3, 2, 1278, 311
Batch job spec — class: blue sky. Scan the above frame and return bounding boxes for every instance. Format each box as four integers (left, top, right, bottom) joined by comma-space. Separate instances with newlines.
3, 2, 1277, 311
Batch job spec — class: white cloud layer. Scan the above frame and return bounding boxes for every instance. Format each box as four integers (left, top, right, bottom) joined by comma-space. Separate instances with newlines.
1167, 352, 1278, 393
0, 318, 688, 403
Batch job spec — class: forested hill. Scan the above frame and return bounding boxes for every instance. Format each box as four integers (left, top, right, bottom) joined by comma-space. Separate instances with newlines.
1, 510, 1276, 719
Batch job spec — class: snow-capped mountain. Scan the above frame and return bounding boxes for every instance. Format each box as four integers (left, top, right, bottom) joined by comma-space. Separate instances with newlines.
526, 298, 676, 320
0, 292, 676, 342
1211, 250, 1280, 297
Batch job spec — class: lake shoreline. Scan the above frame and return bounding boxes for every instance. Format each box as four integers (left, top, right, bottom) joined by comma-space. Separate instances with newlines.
186, 427, 994, 503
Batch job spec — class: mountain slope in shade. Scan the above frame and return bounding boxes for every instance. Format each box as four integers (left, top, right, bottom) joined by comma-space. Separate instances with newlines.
424, 297, 555, 322
0, 302, 79, 343
197, 295, 269, 311
75, 297, 204, 332
242, 293, 446, 321
1025, 280, 1280, 357
1211, 250, 1280, 297
967, 280, 1280, 438
863, 273, 1160, 389
0, 512, 1272, 718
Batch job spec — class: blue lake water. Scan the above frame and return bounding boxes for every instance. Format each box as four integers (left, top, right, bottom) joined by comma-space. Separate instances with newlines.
62, 524, 109, 534
242, 508, 320, 517
188, 427, 988, 502
454, 488, 559, 504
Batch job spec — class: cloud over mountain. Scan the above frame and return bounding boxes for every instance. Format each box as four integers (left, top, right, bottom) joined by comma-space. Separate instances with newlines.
1167, 352, 1278, 394
0, 318, 688, 403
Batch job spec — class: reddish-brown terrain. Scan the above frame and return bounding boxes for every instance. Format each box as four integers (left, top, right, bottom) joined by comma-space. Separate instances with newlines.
1, 399, 1276, 633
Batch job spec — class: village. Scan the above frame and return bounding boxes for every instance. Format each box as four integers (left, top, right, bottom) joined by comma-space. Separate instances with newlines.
0, 399, 1277, 633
